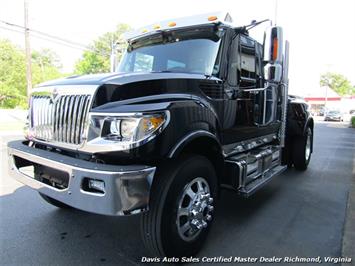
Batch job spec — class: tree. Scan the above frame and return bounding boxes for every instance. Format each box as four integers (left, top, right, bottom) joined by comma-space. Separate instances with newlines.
31, 49, 63, 85
320, 72, 355, 96
74, 23, 131, 74
0, 39, 27, 108
0, 39, 63, 108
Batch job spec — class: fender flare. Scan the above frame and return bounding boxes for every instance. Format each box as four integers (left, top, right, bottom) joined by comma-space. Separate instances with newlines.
167, 130, 221, 158
303, 116, 314, 135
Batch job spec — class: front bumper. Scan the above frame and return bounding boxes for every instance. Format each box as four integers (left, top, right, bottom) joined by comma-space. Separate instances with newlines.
7, 140, 156, 216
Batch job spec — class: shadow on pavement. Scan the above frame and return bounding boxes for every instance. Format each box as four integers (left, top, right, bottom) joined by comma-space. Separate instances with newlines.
0, 178, 281, 265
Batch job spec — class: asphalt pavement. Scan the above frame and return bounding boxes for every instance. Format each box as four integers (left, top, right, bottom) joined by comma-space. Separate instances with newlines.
0, 121, 354, 266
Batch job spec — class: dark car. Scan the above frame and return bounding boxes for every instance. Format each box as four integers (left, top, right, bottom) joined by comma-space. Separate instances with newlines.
324, 110, 343, 121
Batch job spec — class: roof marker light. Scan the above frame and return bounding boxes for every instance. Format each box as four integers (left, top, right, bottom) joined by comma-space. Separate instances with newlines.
153, 24, 161, 29
142, 29, 148, 33
208, 16, 218, 21
168, 22, 176, 27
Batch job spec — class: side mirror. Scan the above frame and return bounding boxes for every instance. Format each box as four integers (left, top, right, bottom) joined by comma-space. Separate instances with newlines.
263, 26, 283, 83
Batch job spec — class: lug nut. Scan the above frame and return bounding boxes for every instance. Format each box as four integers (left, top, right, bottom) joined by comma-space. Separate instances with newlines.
202, 221, 208, 228
191, 219, 199, 227
191, 219, 203, 230
191, 209, 199, 216
202, 193, 210, 200
208, 205, 214, 212
208, 197, 213, 204
206, 214, 212, 221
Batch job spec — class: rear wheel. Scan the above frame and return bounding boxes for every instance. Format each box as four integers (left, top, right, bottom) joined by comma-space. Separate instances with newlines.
141, 155, 217, 257
39, 193, 72, 209
292, 127, 312, 170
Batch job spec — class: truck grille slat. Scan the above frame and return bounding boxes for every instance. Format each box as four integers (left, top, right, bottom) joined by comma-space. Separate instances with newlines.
30, 94, 92, 145
70, 96, 80, 144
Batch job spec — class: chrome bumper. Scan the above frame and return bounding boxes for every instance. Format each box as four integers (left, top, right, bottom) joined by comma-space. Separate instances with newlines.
7, 140, 156, 216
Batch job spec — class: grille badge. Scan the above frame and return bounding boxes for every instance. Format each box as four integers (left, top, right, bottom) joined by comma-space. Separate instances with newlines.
50, 88, 59, 104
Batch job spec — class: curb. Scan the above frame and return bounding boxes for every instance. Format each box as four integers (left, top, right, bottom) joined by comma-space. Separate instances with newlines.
342, 159, 355, 265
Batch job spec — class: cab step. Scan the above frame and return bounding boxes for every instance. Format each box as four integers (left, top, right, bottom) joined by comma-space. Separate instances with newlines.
238, 165, 287, 197
225, 145, 287, 198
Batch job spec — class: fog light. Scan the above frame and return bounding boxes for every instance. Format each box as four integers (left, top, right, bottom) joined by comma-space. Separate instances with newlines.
88, 179, 105, 193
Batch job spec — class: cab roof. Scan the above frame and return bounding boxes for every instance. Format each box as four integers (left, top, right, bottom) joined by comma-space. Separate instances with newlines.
124, 11, 233, 42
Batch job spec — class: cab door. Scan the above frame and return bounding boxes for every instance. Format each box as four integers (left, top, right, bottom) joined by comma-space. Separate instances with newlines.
222, 33, 280, 151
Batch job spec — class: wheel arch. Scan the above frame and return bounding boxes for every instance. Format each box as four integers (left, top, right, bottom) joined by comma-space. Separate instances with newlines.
168, 131, 224, 191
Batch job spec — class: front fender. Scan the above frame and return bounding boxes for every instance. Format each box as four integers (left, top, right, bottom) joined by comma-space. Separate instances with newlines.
168, 130, 221, 158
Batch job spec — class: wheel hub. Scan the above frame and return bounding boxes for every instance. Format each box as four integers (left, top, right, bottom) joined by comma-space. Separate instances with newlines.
176, 177, 214, 241
189, 193, 214, 230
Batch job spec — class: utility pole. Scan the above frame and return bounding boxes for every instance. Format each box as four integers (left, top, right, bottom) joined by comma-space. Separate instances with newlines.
274, 0, 278, 25
24, 0, 32, 99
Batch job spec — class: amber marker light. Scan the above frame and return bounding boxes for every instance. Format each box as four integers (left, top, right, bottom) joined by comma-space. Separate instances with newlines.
168, 22, 176, 27
153, 24, 161, 29
142, 29, 148, 33
208, 16, 218, 21
272, 37, 278, 61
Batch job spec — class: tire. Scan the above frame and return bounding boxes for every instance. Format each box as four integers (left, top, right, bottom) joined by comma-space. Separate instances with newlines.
39, 193, 72, 209
292, 127, 312, 171
141, 155, 218, 257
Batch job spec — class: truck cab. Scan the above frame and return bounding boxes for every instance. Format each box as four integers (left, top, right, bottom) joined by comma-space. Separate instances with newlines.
7, 12, 314, 257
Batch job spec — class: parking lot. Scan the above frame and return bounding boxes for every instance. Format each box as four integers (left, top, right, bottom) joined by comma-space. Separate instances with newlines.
0, 120, 354, 265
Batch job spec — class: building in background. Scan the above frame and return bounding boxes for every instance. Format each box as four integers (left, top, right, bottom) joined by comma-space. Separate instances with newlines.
304, 86, 341, 115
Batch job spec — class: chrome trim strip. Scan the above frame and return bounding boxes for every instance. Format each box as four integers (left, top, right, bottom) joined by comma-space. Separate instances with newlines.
31, 85, 98, 96
168, 130, 220, 158
223, 133, 277, 157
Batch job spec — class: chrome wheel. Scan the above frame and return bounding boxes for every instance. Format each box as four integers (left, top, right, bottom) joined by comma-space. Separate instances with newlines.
176, 177, 214, 242
305, 129, 311, 161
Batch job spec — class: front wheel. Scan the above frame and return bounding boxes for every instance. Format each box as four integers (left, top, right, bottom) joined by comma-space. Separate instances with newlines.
141, 155, 217, 257
292, 127, 312, 171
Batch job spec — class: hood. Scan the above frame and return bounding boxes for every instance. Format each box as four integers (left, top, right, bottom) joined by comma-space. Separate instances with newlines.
37, 72, 213, 87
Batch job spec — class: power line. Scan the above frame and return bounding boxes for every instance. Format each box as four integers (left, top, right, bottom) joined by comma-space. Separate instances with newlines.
0, 19, 88, 48
0, 25, 88, 51
0, 19, 111, 57
0, 25, 24, 35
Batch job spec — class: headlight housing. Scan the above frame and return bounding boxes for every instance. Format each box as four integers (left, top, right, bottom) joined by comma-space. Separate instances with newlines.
86, 111, 169, 151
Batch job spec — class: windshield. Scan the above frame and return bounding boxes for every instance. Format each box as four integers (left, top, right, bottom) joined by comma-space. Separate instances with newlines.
118, 27, 223, 76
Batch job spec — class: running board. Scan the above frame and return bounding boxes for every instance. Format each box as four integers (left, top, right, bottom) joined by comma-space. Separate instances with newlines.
238, 165, 287, 197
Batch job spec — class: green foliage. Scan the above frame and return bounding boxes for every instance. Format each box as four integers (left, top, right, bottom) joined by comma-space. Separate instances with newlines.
351, 116, 355, 128
0, 39, 63, 108
320, 72, 355, 96
74, 24, 131, 74
0, 39, 27, 108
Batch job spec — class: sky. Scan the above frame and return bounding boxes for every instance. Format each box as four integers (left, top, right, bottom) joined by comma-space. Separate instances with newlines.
0, 0, 354, 96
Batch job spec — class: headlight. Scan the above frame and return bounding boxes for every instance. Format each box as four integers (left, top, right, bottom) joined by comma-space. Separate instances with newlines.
87, 112, 169, 150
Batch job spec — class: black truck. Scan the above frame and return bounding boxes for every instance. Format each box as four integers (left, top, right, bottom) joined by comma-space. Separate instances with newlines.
8, 12, 314, 257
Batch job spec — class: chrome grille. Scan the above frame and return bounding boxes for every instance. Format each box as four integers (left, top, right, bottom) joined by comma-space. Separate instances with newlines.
30, 95, 92, 145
